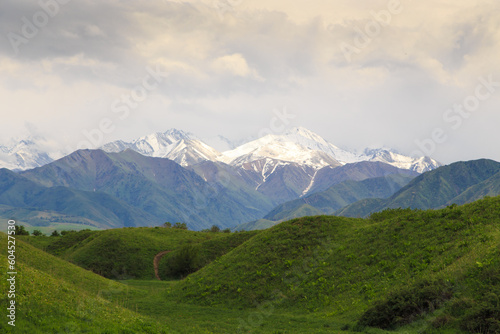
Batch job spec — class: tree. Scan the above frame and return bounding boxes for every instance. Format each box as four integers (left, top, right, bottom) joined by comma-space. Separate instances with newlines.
32, 230, 43, 236
173, 222, 188, 230
210, 225, 221, 233
14, 225, 29, 235
51, 230, 60, 237
222, 228, 231, 233
163, 222, 172, 228
163, 244, 200, 279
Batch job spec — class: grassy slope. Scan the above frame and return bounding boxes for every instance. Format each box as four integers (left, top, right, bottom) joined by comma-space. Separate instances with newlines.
0, 233, 174, 333
158, 230, 261, 279
21, 228, 228, 279
169, 196, 500, 332
233, 218, 280, 231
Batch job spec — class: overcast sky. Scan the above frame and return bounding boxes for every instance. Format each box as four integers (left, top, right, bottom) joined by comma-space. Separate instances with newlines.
1, 0, 499, 164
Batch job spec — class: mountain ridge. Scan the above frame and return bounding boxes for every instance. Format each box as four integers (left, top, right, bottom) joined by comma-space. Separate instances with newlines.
337, 159, 500, 217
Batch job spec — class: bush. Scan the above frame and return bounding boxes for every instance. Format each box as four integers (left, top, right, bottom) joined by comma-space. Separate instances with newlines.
210, 225, 220, 233
460, 301, 500, 334
163, 244, 200, 279
51, 230, 60, 237
358, 279, 453, 329
173, 222, 188, 230
32, 230, 43, 236
15, 225, 29, 235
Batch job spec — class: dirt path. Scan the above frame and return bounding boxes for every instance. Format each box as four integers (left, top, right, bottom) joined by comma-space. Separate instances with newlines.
153, 250, 172, 280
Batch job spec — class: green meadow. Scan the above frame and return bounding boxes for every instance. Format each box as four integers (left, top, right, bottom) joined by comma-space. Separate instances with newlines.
2, 196, 500, 333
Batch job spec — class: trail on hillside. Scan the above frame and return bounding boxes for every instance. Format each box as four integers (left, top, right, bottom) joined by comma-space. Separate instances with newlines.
153, 250, 172, 280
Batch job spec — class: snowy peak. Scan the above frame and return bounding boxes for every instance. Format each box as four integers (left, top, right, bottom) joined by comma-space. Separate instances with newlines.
221, 127, 346, 169
100, 129, 221, 167
221, 136, 342, 169
221, 127, 441, 173
361, 148, 442, 173
282, 127, 337, 148
0, 137, 56, 171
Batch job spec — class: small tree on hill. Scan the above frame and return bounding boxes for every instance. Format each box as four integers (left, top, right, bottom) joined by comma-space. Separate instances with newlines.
173, 222, 188, 230
32, 230, 43, 236
15, 225, 29, 235
222, 228, 231, 233
163, 222, 172, 228
210, 225, 220, 233
164, 244, 200, 279
51, 230, 60, 237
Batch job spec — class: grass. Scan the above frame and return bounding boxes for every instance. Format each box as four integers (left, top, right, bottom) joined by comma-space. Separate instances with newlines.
168, 196, 500, 332
0, 233, 175, 333
159, 230, 260, 279
3, 196, 500, 333
21, 227, 233, 279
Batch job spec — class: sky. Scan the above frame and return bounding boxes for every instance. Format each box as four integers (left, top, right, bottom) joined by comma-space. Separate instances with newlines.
0, 0, 499, 164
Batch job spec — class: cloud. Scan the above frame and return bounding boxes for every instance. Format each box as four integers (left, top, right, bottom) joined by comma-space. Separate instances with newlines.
0, 0, 498, 164
211, 53, 263, 80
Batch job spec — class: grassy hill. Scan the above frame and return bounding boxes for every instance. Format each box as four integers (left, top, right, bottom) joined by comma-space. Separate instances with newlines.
169, 196, 500, 333
6, 195, 500, 333
338, 159, 500, 217
0, 232, 174, 333
158, 230, 261, 279
21, 227, 260, 280
21, 227, 229, 279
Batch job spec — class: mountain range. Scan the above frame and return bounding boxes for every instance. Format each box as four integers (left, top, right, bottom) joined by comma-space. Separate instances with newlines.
0, 126, 473, 231
337, 159, 500, 217
1, 127, 441, 172
244, 159, 500, 230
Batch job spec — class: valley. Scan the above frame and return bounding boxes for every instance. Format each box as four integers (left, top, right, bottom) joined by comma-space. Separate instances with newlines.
2, 195, 500, 333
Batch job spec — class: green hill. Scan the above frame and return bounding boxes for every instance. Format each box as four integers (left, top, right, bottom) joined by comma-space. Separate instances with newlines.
264, 174, 414, 221
23, 227, 227, 279
338, 159, 500, 217
158, 230, 261, 279
169, 196, 500, 332
232, 218, 280, 231
0, 232, 173, 333
21, 227, 260, 280
0, 168, 156, 229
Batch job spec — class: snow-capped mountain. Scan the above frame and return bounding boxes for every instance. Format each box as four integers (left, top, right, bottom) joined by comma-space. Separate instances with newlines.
221, 128, 343, 169
1, 127, 441, 176
221, 127, 442, 172
100, 129, 221, 167
361, 148, 441, 173
0, 139, 56, 171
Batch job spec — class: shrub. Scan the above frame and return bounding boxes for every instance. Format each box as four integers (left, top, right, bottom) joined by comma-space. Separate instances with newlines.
163, 244, 200, 279
15, 225, 29, 235
460, 301, 500, 334
358, 279, 453, 329
173, 222, 188, 230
